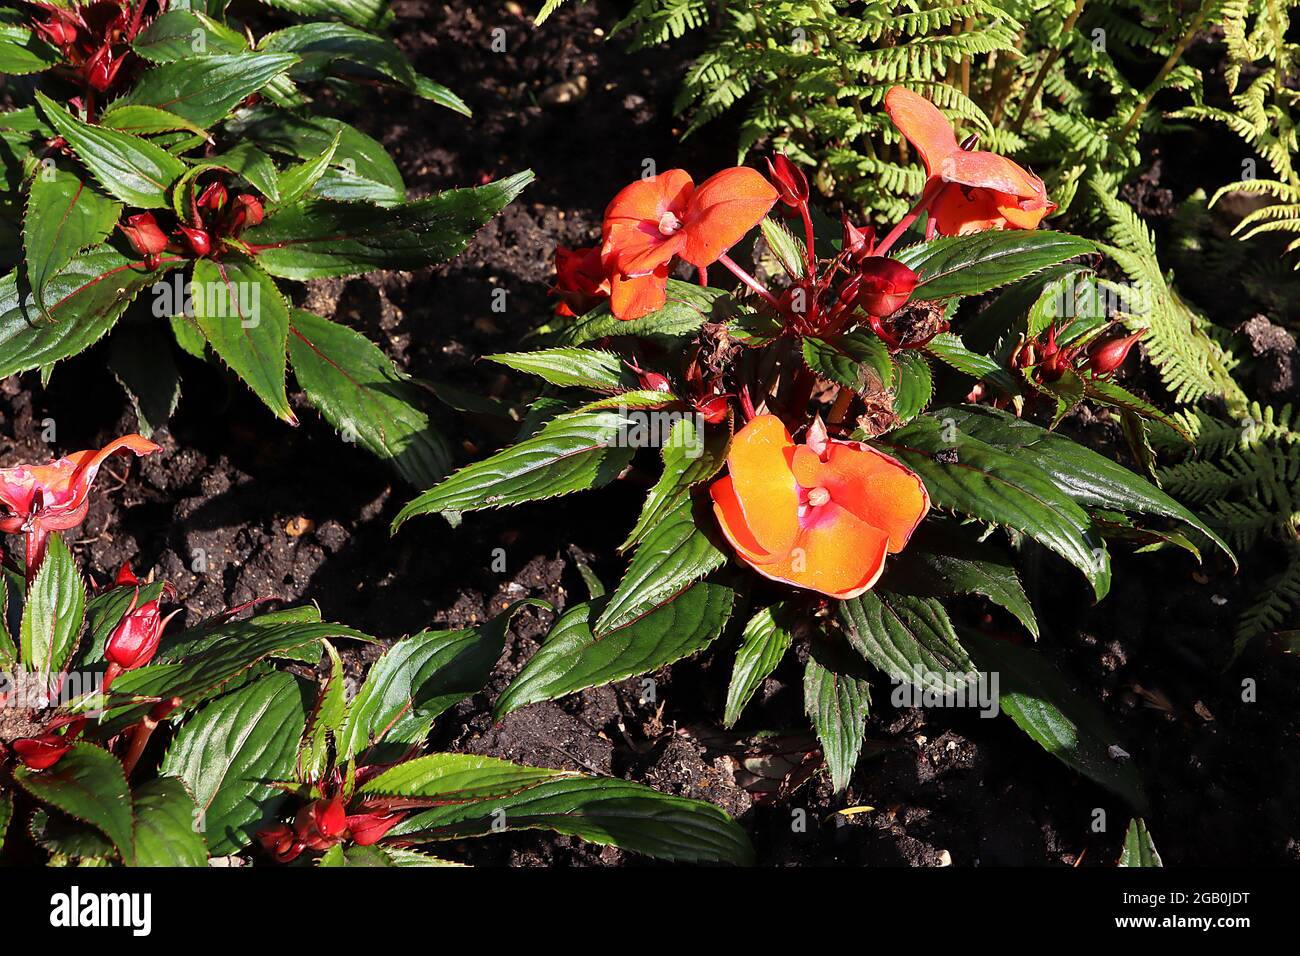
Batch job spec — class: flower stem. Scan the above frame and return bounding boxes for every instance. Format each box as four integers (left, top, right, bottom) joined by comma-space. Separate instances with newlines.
873, 177, 946, 258
717, 253, 781, 310
799, 205, 817, 275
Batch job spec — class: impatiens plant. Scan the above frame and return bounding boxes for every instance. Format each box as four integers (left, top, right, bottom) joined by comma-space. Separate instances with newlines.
392, 88, 1236, 800
1, 0, 529, 488
0, 443, 752, 866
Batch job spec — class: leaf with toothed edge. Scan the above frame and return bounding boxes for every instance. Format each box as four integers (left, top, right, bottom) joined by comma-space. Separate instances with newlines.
191, 255, 294, 423
115, 53, 300, 130
19, 533, 85, 679
242, 172, 533, 279
484, 347, 641, 391
288, 308, 452, 487
837, 589, 978, 694
495, 582, 734, 718
14, 744, 135, 864
725, 603, 795, 728
371, 753, 754, 865
23, 160, 121, 319
1119, 818, 1162, 866
890, 349, 933, 423
132, 777, 209, 867
538, 280, 727, 346
804, 632, 872, 793
622, 416, 730, 552
35, 92, 186, 209
893, 231, 1097, 299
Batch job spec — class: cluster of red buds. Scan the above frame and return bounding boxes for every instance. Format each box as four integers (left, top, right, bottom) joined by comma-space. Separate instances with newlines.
7, 563, 177, 772
118, 176, 264, 267
30, 1, 164, 104
1012, 325, 1146, 385
256, 770, 406, 863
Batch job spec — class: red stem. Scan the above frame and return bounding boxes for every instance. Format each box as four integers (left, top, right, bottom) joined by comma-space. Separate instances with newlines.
716, 253, 781, 310
874, 177, 946, 258
799, 204, 817, 275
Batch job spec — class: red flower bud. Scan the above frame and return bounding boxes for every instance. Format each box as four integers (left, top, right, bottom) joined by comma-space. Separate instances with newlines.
225, 194, 264, 236
176, 225, 211, 257
552, 245, 609, 318
197, 181, 228, 212
82, 45, 123, 92
345, 811, 405, 846
119, 213, 169, 258
765, 154, 809, 207
105, 590, 174, 672
856, 256, 919, 317
841, 214, 874, 259
313, 797, 348, 840
694, 394, 731, 425
1087, 329, 1145, 377
256, 823, 304, 863
12, 733, 72, 770
114, 561, 139, 587
624, 358, 672, 393
34, 17, 79, 47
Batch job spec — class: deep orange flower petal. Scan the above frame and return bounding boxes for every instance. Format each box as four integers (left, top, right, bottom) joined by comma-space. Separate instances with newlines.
710, 475, 782, 565
930, 185, 1008, 236
602, 169, 694, 276
884, 87, 959, 179
678, 167, 780, 267
609, 266, 668, 321
943, 150, 1043, 199
722, 414, 799, 557
816, 443, 930, 553
759, 503, 890, 599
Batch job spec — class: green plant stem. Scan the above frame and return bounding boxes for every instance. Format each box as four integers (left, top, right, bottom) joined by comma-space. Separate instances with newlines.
1116, 0, 1212, 143
1010, 0, 1088, 135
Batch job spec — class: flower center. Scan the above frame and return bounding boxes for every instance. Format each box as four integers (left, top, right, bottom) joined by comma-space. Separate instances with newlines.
658, 210, 684, 236
806, 486, 830, 507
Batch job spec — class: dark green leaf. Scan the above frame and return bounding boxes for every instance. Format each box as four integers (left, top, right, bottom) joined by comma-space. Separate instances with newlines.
373, 754, 754, 865
484, 347, 639, 391
881, 412, 1111, 600
288, 308, 451, 486
0, 23, 59, 74
109, 320, 182, 437
20, 533, 85, 678
804, 633, 872, 793
495, 582, 735, 718
596, 496, 726, 634
117, 54, 299, 129
23, 160, 121, 318
132, 777, 208, 867
132, 10, 246, 62
542, 280, 725, 346
724, 603, 794, 727
392, 410, 635, 530
622, 416, 730, 551
1119, 818, 1162, 866
963, 628, 1145, 808
891, 349, 933, 423
257, 0, 393, 30
36, 92, 186, 208
894, 231, 1097, 299
837, 589, 977, 693
160, 672, 309, 855
14, 744, 134, 863
244, 172, 532, 279
802, 331, 893, 392
192, 255, 293, 422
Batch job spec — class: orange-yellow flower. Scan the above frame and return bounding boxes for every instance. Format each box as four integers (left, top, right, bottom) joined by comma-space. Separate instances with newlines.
885, 87, 1056, 236
709, 416, 929, 598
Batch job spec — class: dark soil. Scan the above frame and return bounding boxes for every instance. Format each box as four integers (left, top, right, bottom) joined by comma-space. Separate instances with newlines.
2, 1, 1297, 866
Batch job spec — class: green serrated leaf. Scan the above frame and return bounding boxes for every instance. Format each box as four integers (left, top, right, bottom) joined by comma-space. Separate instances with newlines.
880, 412, 1111, 600
36, 92, 186, 209
191, 255, 294, 423
99, 104, 212, 140
288, 309, 451, 486
894, 230, 1097, 299
1119, 818, 1162, 866
374, 754, 754, 865
0, 23, 60, 74
724, 602, 795, 727
595, 496, 726, 635
15, 744, 134, 863
132, 777, 208, 867
23, 160, 121, 319
804, 633, 872, 793
132, 10, 247, 63
109, 320, 182, 437
20, 533, 86, 678
837, 589, 977, 693
542, 280, 726, 346
272, 131, 340, 210
963, 628, 1145, 809
244, 172, 532, 279
484, 347, 639, 391
495, 582, 735, 718
392, 410, 636, 530
622, 416, 729, 551
802, 331, 894, 392
891, 349, 933, 423
117, 53, 299, 129
160, 672, 309, 856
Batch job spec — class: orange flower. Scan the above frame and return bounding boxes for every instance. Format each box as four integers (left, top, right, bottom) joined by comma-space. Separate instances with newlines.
602, 167, 779, 277
0, 434, 159, 578
885, 87, 1056, 236
709, 416, 929, 599
552, 246, 609, 318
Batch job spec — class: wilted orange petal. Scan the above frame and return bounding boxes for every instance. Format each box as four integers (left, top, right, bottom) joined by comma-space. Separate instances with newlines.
609, 266, 668, 321
885, 87, 959, 179
817, 443, 929, 553
726, 414, 799, 557
678, 167, 779, 267
760, 503, 890, 599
